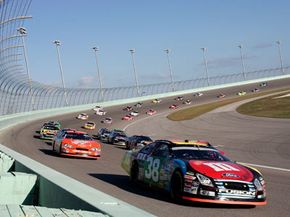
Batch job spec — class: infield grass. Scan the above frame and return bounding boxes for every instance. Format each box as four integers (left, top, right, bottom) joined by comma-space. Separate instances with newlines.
167, 88, 290, 121
237, 92, 290, 118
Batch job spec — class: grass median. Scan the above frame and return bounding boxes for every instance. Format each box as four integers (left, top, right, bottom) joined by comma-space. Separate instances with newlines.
237, 92, 290, 118
167, 87, 290, 121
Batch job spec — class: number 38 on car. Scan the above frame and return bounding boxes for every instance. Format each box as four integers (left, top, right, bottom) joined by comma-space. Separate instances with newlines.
121, 140, 266, 206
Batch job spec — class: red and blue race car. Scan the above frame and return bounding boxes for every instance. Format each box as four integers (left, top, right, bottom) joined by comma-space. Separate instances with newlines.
121, 140, 266, 206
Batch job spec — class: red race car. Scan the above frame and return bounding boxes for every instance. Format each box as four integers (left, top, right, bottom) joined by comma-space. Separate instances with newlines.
53, 130, 101, 159
122, 114, 134, 121
169, 104, 178, 109
146, 109, 157, 115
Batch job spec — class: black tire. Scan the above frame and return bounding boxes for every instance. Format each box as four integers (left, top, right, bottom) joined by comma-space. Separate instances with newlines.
52, 142, 55, 152
130, 161, 139, 183
170, 170, 184, 203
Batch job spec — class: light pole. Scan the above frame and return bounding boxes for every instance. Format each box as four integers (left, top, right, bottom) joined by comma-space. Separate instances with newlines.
53, 40, 68, 106
129, 49, 141, 96
276, 40, 284, 74
238, 44, 246, 80
17, 27, 35, 110
201, 47, 210, 86
92, 47, 104, 101
164, 49, 175, 91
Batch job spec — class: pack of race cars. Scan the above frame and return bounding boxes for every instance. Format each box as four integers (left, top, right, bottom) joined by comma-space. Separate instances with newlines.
34, 82, 268, 206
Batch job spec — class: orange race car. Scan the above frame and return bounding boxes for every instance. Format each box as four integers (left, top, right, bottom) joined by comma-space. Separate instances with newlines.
53, 130, 101, 159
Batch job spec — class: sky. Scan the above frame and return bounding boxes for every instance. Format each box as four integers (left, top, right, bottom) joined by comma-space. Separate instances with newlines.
24, 0, 290, 88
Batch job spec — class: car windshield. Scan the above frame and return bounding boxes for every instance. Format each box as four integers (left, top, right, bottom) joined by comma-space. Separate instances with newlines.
116, 132, 126, 137
66, 133, 92, 140
137, 136, 152, 142
172, 147, 230, 161
43, 126, 59, 130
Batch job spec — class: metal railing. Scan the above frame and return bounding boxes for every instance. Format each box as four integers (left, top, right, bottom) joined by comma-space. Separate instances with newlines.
0, 0, 289, 116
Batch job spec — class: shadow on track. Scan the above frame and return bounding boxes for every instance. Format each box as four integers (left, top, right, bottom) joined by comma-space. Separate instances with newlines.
88, 173, 255, 209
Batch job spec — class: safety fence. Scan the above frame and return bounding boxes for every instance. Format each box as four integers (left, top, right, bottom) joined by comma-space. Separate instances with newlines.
1, 0, 289, 116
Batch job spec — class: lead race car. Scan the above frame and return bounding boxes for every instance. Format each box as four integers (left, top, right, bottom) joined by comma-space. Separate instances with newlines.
121, 140, 266, 205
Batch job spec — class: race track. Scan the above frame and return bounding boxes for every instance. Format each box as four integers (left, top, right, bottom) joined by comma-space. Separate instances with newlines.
1, 78, 290, 217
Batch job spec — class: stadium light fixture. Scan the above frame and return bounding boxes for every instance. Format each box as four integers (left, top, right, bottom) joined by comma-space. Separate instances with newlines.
164, 49, 175, 91
129, 49, 141, 96
17, 27, 35, 110
276, 40, 284, 74
201, 47, 210, 86
238, 44, 246, 80
92, 47, 104, 101
53, 40, 68, 106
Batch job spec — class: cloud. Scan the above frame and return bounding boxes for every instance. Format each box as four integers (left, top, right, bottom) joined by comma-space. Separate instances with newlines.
77, 76, 97, 88
252, 42, 273, 49
199, 55, 257, 69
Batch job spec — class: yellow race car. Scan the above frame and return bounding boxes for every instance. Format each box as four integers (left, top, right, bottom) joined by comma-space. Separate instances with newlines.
83, 121, 96, 130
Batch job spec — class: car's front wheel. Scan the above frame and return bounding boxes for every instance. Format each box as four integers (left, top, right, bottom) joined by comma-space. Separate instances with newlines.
170, 170, 184, 203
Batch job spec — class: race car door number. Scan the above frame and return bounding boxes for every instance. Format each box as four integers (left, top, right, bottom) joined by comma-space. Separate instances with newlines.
145, 157, 160, 182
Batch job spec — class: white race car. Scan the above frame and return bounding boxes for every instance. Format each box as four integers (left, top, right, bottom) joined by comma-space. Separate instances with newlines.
130, 111, 139, 116
101, 117, 113, 124
193, 92, 203, 97
76, 113, 89, 120
93, 105, 103, 112
96, 109, 107, 116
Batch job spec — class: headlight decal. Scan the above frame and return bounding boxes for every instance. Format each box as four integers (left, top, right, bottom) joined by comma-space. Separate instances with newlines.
196, 173, 214, 187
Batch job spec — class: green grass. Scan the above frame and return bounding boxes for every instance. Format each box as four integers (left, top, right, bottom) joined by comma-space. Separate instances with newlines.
237, 92, 290, 118
167, 88, 290, 121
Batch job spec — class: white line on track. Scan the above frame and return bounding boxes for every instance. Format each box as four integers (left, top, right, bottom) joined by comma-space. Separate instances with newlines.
240, 162, 290, 172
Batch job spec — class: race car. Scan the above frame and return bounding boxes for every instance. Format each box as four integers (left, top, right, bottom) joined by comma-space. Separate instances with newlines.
130, 111, 139, 116
43, 121, 61, 130
96, 109, 107, 116
40, 124, 60, 140
260, 82, 267, 87
107, 129, 127, 145
83, 121, 96, 130
121, 140, 266, 205
193, 92, 203, 97
252, 88, 260, 93
146, 109, 157, 115
122, 114, 134, 121
152, 99, 161, 104
169, 104, 178, 109
101, 117, 113, 124
237, 91, 247, 96
134, 102, 143, 108
92, 105, 103, 112
217, 93, 226, 99
183, 99, 192, 105
53, 130, 101, 159
123, 106, 133, 111
76, 113, 89, 120
94, 128, 111, 141
174, 96, 184, 101
125, 135, 153, 150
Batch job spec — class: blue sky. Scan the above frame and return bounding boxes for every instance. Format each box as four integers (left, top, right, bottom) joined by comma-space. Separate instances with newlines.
25, 0, 290, 88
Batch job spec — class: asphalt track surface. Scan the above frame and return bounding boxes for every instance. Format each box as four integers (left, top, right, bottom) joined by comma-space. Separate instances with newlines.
1, 78, 290, 217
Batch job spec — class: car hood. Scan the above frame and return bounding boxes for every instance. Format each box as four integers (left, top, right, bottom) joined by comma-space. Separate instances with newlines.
63, 139, 100, 148
189, 160, 253, 182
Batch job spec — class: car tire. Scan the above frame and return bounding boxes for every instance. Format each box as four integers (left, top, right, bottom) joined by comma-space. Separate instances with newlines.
130, 161, 139, 183
52, 142, 55, 152
170, 170, 184, 203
